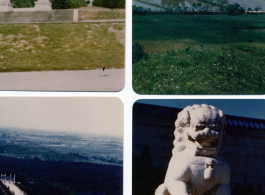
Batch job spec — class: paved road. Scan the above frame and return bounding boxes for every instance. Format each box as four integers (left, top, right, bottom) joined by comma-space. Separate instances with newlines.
3, 182, 25, 195
0, 69, 124, 91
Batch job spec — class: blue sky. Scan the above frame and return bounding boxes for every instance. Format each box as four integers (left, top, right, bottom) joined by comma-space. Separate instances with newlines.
136, 99, 265, 120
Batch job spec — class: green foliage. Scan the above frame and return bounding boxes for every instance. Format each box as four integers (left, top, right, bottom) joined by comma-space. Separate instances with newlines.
133, 42, 145, 63
132, 5, 151, 15
133, 44, 265, 94
51, 0, 72, 9
225, 3, 245, 15
10, 0, 35, 8
132, 5, 215, 15
247, 7, 253, 11
133, 146, 164, 195
92, 0, 125, 8
133, 14, 265, 94
69, 0, 87, 8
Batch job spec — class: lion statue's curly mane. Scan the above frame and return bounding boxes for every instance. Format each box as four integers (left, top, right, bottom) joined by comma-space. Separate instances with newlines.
172, 104, 226, 155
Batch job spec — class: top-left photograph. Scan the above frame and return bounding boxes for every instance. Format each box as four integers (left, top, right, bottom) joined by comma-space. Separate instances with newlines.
0, 0, 125, 91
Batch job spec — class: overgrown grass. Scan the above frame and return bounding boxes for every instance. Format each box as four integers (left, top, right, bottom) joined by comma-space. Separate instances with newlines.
79, 10, 125, 20
133, 14, 265, 94
0, 23, 124, 72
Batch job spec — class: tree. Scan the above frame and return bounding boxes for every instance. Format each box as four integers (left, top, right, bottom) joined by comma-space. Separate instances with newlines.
132, 42, 145, 64
256, 184, 265, 195
225, 3, 245, 15
52, 0, 72, 9
132, 146, 164, 195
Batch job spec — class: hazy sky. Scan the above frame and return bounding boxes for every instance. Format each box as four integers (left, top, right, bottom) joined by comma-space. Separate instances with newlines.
0, 97, 123, 137
136, 99, 265, 120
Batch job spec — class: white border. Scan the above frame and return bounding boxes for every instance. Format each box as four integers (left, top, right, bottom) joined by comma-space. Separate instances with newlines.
0, 1, 265, 195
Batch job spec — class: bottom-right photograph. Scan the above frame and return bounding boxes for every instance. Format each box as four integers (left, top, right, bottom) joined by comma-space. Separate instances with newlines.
132, 99, 265, 195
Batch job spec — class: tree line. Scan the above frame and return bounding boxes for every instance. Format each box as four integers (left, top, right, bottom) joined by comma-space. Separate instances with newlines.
0, 156, 122, 195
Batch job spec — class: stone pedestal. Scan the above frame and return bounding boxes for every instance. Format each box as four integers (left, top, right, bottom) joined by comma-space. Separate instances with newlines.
89, 0, 94, 6
0, 0, 13, 12
34, 0, 52, 11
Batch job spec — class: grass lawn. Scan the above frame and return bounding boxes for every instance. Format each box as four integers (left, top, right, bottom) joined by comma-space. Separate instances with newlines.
133, 14, 265, 94
0, 22, 124, 72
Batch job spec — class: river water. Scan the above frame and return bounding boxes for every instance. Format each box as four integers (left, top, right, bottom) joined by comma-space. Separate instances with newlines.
3, 182, 25, 195
133, 0, 265, 10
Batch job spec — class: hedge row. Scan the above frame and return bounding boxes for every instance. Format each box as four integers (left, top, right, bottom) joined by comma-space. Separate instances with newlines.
92, 0, 125, 8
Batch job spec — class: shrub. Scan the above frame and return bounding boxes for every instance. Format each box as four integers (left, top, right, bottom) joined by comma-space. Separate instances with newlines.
11, 0, 35, 8
92, 0, 125, 8
132, 42, 145, 63
69, 0, 87, 8
133, 146, 163, 195
51, 0, 87, 9
52, 0, 72, 9
132, 5, 151, 15
225, 3, 245, 15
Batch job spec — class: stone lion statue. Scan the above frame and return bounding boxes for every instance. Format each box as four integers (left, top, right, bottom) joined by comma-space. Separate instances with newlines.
155, 104, 231, 195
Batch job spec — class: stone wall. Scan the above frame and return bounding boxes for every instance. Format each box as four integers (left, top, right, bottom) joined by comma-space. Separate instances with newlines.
0, 10, 75, 23
133, 103, 265, 189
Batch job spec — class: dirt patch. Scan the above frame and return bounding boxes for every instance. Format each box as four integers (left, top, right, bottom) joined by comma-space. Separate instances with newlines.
6, 35, 16, 40
7, 48, 18, 53
108, 25, 125, 45
33, 25, 40, 32
32, 36, 48, 44
15, 40, 29, 49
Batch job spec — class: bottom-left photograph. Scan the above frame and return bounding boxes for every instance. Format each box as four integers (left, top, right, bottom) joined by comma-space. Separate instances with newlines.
0, 97, 123, 195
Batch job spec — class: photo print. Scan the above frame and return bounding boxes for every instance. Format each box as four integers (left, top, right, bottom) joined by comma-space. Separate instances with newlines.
132, 0, 265, 94
133, 99, 265, 195
0, 0, 125, 91
0, 97, 123, 195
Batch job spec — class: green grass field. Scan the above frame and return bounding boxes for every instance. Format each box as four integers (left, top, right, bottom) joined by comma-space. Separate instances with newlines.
0, 22, 124, 72
133, 14, 265, 94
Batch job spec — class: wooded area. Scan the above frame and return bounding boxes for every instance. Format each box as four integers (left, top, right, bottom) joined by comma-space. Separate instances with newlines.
0, 156, 122, 195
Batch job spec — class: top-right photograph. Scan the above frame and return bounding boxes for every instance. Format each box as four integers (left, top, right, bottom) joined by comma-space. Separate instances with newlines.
132, 0, 265, 95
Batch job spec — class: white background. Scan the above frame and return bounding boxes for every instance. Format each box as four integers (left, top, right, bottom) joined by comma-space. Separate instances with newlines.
0, 1, 265, 195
